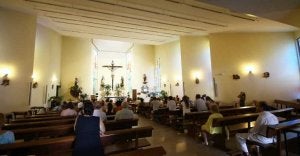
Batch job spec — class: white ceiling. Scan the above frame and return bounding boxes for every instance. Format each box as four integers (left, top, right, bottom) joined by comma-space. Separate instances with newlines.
0, 0, 298, 45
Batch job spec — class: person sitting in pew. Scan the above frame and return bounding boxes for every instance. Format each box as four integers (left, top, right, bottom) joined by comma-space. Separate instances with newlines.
235, 101, 278, 156
115, 102, 135, 120
93, 101, 107, 121
60, 102, 77, 117
181, 95, 191, 116
167, 96, 177, 111
73, 101, 105, 156
0, 113, 15, 144
200, 104, 225, 145
195, 94, 207, 112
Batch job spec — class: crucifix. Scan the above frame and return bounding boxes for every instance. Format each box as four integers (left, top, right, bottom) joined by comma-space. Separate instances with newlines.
102, 60, 122, 90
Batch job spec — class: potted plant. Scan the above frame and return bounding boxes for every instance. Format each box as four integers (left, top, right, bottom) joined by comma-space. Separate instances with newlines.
70, 78, 82, 98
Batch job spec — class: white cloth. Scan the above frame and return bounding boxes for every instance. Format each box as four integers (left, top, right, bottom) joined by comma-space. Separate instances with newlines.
194, 98, 207, 112
151, 100, 161, 111
93, 109, 107, 121
181, 102, 191, 116
235, 111, 279, 153
167, 100, 177, 111
60, 108, 77, 116
115, 108, 134, 120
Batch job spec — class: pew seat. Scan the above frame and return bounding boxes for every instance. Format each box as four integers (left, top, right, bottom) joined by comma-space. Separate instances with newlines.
110, 146, 166, 156
105, 138, 150, 155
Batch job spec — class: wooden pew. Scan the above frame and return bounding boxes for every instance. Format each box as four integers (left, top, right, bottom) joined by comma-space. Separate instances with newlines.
267, 119, 300, 156
10, 116, 75, 123
11, 111, 28, 119
105, 118, 139, 131
110, 146, 166, 156
25, 113, 60, 118
3, 118, 75, 130
12, 124, 74, 141
213, 108, 294, 134
274, 99, 300, 115
185, 106, 256, 122
0, 126, 153, 156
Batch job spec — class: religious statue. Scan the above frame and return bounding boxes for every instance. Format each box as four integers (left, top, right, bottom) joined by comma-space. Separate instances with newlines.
120, 76, 124, 88
102, 60, 122, 90
100, 76, 105, 88
143, 74, 147, 84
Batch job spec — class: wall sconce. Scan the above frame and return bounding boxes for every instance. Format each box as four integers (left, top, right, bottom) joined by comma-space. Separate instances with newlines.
163, 83, 166, 87
263, 72, 270, 78
232, 74, 240, 80
1, 74, 10, 86
31, 74, 38, 88
175, 82, 180, 86
195, 77, 200, 84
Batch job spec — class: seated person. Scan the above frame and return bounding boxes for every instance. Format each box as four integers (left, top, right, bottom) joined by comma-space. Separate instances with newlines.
195, 94, 207, 112
151, 97, 162, 112
167, 96, 177, 111
73, 101, 105, 156
201, 104, 225, 145
235, 101, 278, 156
0, 113, 15, 144
115, 102, 135, 120
93, 101, 107, 121
60, 102, 77, 116
114, 100, 123, 113
181, 95, 191, 116
106, 100, 114, 115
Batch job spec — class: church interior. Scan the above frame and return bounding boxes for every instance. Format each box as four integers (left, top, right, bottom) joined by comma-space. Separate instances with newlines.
0, 0, 300, 155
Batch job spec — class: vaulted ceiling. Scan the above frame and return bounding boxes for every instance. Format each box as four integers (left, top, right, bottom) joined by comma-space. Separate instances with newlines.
0, 0, 298, 45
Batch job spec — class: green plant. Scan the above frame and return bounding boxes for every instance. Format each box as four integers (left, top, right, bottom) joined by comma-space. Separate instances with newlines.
70, 78, 82, 98
104, 84, 111, 96
160, 90, 168, 99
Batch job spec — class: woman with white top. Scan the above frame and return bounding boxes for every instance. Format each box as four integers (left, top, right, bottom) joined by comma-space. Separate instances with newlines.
181, 95, 191, 116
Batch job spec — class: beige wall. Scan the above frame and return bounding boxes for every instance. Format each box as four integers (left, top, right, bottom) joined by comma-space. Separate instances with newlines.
210, 32, 300, 105
131, 44, 155, 93
31, 24, 62, 106
180, 36, 214, 99
155, 41, 183, 98
0, 7, 36, 113
61, 36, 92, 100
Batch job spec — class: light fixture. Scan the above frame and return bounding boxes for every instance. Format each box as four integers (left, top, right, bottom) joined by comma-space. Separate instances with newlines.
1, 74, 9, 86
175, 82, 179, 86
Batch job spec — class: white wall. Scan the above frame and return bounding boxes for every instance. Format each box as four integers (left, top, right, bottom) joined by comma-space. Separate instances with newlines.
180, 36, 214, 100
155, 41, 183, 98
61, 36, 92, 100
131, 44, 155, 94
0, 7, 36, 113
31, 24, 62, 106
210, 32, 300, 105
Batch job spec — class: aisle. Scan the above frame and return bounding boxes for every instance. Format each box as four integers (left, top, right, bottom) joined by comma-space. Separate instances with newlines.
137, 116, 228, 156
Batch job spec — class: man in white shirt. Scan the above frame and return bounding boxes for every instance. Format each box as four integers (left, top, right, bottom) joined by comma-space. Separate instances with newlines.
151, 97, 162, 111
194, 94, 207, 112
60, 102, 77, 116
115, 102, 135, 120
235, 101, 279, 156
167, 96, 177, 111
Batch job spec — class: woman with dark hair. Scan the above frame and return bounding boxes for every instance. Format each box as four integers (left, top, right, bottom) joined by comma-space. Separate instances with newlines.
181, 95, 191, 116
73, 100, 105, 156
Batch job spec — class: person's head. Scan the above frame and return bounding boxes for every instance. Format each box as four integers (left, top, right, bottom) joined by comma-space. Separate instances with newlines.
182, 95, 190, 107
94, 101, 102, 109
210, 104, 219, 113
168, 96, 173, 100
67, 102, 74, 109
83, 100, 94, 115
122, 102, 129, 108
196, 94, 201, 99
153, 97, 157, 100
256, 101, 270, 112
116, 100, 122, 107
206, 96, 214, 102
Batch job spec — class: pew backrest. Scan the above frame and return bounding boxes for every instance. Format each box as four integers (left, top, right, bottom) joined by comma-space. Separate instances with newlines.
105, 118, 139, 131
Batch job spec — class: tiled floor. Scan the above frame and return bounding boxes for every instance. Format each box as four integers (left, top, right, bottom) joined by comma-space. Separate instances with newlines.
137, 116, 229, 156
